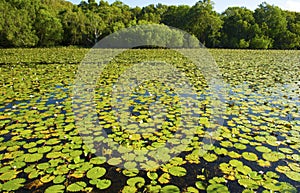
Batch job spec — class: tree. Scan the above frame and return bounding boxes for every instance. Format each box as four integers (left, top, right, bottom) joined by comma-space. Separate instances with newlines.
161, 5, 190, 29
35, 8, 64, 46
185, 0, 223, 47
254, 3, 288, 48
221, 7, 255, 48
138, 4, 162, 23
60, 8, 88, 46
85, 10, 106, 44
0, 0, 39, 47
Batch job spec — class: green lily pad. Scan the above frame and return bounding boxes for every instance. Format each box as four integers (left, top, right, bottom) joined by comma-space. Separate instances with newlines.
161, 185, 180, 193
285, 171, 300, 182
86, 167, 106, 179
279, 148, 294, 154
229, 159, 243, 167
228, 151, 241, 158
238, 178, 259, 189
96, 179, 111, 190
2, 178, 25, 191
127, 177, 145, 188
124, 161, 137, 170
214, 147, 228, 155
89, 157, 106, 165
37, 163, 50, 170
169, 166, 187, 177
186, 186, 199, 193
234, 143, 247, 150
122, 169, 139, 177
203, 153, 218, 162
288, 163, 300, 172
195, 181, 205, 190
207, 184, 229, 193
24, 153, 43, 163
53, 175, 66, 184
67, 181, 86, 192
220, 141, 233, 148
45, 185, 65, 193
262, 152, 285, 162
242, 152, 258, 161
40, 174, 55, 183
236, 165, 252, 175
122, 185, 137, 193
107, 157, 122, 166
11, 161, 26, 169
147, 172, 158, 180
23, 142, 37, 149
158, 173, 170, 184
255, 146, 271, 153
0, 170, 18, 181
257, 159, 271, 167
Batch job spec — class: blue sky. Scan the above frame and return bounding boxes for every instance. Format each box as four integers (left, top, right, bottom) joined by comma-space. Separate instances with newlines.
68, 0, 300, 12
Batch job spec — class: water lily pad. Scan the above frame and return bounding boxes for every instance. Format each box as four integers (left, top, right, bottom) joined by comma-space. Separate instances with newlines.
234, 143, 247, 150
288, 163, 300, 172
2, 178, 25, 191
67, 181, 86, 192
89, 157, 106, 165
161, 185, 180, 193
0, 170, 18, 181
107, 157, 122, 166
45, 185, 65, 193
242, 152, 258, 161
40, 174, 55, 183
255, 146, 271, 153
24, 153, 43, 162
206, 184, 229, 193
122, 185, 137, 193
262, 152, 285, 162
86, 167, 106, 179
203, 153, 218, 162
127, 177, 145, 188
279, 148, 294, 154
285, 171, 300, 182
236, 165, 252, 175
169, 166, 187, 177
195, 181, 205, 190
147, 172, 158, 180
37, 163, 50, 170
158, 173, 170, 184
238, 178, 259, 189
53, 175, 66, 184
229, 159, 243, 167
257, 159, 271, 167
124, 161, 137, 170
228, 151, 241, 158
96, 179, 111, 190
186, 186, 199, 193
122, 169, 139, 177
220, 141, 233, 148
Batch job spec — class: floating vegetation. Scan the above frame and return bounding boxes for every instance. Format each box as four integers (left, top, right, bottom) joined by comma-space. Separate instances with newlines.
0, 48, 299, 192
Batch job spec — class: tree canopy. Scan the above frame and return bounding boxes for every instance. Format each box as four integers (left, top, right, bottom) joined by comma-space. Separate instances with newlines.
0, 0, 299, 49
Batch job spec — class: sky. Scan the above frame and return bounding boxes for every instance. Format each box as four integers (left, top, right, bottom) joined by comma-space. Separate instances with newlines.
68, 0, 300, 13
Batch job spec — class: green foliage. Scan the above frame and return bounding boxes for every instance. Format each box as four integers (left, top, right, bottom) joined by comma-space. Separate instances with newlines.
0, 0, 298, 48
250, 35, 273, 49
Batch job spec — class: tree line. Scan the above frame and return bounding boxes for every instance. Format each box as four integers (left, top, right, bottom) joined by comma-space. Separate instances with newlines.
0, 0, 299, 49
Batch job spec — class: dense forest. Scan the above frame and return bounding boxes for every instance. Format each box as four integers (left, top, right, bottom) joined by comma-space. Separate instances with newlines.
0, 0, 299, 49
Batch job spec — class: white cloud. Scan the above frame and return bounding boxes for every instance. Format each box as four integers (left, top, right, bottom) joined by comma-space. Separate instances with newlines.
285, 0, 300, 12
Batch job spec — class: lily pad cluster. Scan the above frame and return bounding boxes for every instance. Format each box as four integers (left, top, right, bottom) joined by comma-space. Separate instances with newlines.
0, 48, 299, 192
